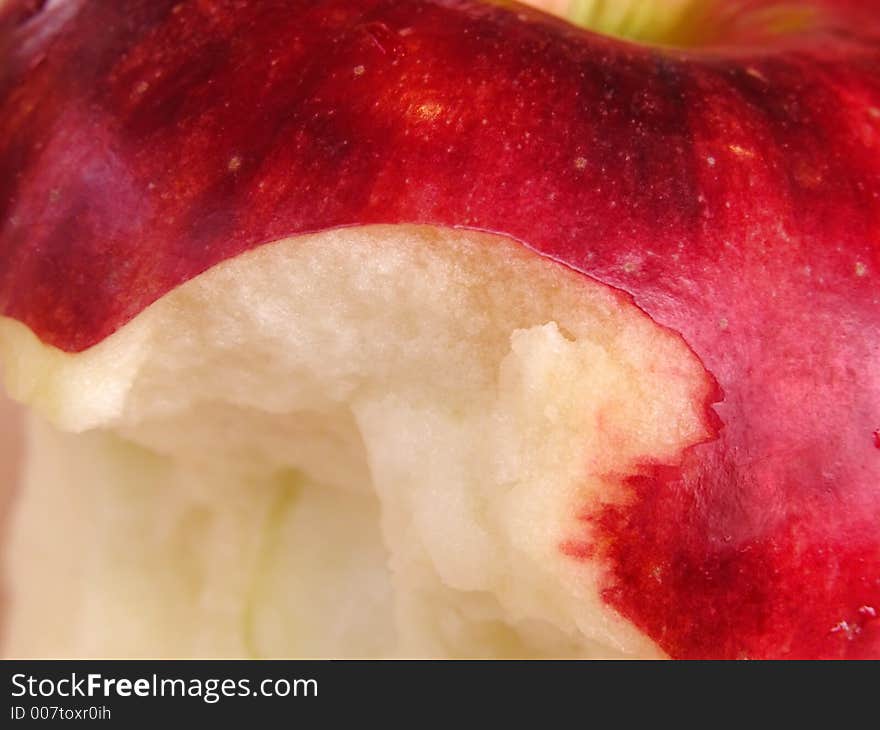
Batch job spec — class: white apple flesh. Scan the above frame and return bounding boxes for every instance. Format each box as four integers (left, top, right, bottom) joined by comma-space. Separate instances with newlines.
2, 225, 711, 657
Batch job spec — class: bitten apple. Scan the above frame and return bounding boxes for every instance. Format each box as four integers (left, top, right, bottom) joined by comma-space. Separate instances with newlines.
0, 0, 878, 659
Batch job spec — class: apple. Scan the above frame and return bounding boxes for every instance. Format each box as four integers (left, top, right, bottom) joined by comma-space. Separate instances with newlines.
0, 387, 22, 645
0, 0, 878, 659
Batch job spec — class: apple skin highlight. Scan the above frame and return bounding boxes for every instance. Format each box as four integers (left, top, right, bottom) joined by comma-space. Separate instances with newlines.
1, 0, 879, 658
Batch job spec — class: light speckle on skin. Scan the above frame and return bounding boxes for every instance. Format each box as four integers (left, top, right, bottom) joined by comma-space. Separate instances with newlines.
855, 262, 868, 277
707, 156, 716, 167
746, 66, 768, 82
353, 65, 365, 77
869, 107, 880, 120
133, 80, 149, 96
729, 144, 755, 159
574, 157, 587, 170
719, 318, 729, 331
398, 27, 413, 36
227, 155, 242, 172
830, 620, 860, 639
622, 261, 638, 274
414, 102, 443, 121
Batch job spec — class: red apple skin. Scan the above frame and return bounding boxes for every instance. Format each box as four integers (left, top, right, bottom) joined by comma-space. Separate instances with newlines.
1, 0, 879, 659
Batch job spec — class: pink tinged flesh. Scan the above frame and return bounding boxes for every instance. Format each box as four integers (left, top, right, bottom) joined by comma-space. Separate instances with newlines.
0, 0, 879, 658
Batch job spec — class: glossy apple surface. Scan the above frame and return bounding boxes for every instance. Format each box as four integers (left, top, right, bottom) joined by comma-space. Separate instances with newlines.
0, 0, 878, 658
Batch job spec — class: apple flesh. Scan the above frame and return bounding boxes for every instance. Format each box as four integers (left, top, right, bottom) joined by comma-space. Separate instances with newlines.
0, 0, 879, 658
2, 225, 713, 657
